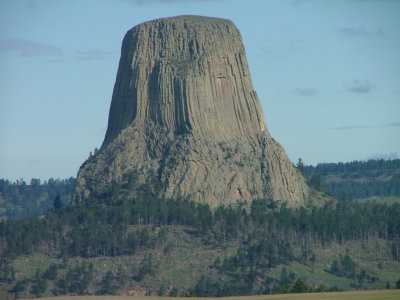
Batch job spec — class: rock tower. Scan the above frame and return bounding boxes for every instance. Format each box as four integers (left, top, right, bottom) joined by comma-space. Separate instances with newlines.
74, 15, 310, 207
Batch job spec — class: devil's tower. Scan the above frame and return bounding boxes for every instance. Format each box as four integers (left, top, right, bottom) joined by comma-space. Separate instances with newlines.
74, 15, 310, 207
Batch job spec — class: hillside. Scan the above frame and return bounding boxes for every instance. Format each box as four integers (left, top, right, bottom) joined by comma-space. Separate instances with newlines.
0, 178, 75, 220
2, 232, 400, 299
0, 189, 399, 298
303, 159, 400, 203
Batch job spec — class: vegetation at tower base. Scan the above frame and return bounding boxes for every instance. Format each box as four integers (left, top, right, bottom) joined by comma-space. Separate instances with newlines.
0, 160, 399, 298
0, 175, 399, 298
1, 158, 398, 221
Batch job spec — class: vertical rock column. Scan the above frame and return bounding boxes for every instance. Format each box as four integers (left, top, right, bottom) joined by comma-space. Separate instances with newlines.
74, 15, 310, 208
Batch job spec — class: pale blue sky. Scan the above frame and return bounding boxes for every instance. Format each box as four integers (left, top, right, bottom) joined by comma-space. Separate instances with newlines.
1, 0, 399, 181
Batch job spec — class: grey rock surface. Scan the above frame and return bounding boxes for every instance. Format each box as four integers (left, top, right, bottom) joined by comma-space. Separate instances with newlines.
74, 15, 311, 208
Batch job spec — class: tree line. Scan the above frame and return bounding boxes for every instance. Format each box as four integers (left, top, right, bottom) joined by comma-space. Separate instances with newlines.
298, 158, 400, 199
304, 158, 400, 176
1, 158, 398, 221
0, 177, 75, 220
1, 183, 399, 260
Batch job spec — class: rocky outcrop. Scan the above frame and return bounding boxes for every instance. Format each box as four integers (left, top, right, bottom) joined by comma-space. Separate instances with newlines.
74, 15, 311, 208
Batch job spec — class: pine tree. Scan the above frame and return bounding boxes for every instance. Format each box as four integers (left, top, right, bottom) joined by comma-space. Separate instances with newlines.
296, 158, 306, 177
291, 279, 308, 293
53, 195, 64, 211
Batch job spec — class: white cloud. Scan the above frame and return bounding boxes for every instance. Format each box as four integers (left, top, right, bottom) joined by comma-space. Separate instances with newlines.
344, 80, 376, 94
337, 26, 386, 38
0, 38, 63, 57
293, 87, 317, 96
331, 121, 400, 130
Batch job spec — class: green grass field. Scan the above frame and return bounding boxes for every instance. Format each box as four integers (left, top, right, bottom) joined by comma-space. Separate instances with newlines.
26, 290, 400, 300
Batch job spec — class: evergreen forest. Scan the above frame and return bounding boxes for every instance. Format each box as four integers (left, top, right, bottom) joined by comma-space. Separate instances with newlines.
1, 159, 399, 220
302, 159, 400, 200
0, 159, 400, 298
0, 178, 75, 220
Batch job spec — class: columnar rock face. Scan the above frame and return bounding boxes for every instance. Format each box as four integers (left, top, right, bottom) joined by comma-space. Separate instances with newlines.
74, 15, 310, 207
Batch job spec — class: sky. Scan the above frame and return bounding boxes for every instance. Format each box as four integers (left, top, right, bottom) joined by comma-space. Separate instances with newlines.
0, 0, 399, 181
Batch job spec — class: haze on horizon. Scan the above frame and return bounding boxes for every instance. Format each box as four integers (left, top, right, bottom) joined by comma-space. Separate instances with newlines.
0, 0, 399, 181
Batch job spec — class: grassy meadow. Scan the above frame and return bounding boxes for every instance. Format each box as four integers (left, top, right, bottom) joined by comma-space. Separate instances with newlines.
26, 289, 400, 300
